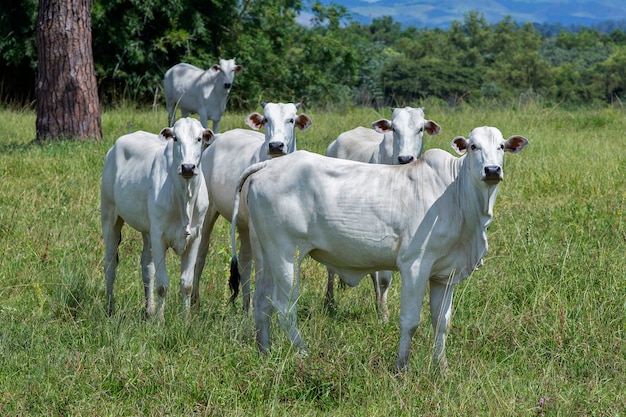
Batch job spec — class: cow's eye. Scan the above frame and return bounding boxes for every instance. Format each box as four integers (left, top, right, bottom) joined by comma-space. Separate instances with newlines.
173, 136, 178, 142
287, 118, 294, 124
499, 143, 505, 150
470, 144, 477, 150
263, 118, 268, 124
197, 137, 202, 142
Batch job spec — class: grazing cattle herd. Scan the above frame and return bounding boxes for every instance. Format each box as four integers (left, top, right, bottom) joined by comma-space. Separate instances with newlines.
101, 58, 529, 372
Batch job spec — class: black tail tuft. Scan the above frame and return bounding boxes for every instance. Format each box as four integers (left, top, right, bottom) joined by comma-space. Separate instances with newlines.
228, 257, 240, 304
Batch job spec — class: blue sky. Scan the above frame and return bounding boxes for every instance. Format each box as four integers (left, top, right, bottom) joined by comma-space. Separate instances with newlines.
301, 0, 626, 28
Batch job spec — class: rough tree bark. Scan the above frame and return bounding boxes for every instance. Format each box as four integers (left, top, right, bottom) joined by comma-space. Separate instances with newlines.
36, 0, 102, 141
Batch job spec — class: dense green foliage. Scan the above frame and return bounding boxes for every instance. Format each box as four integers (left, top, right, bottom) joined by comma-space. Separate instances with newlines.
2, 1, 626, 109
0, 106, 624, 415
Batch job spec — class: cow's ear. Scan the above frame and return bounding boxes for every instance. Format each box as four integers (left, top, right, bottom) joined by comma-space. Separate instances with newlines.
294, 102, 301, 109
245, 112, 265, 130
372, 119, 392, 134
160, 128, 174, 140
202, 129, 215, 149
260, 102, 267, 108
504, 135, 529, 154
451, 136, 468, 155
425, 120, 441, 136
211, 65, 220, 72
295, 113, 312, 131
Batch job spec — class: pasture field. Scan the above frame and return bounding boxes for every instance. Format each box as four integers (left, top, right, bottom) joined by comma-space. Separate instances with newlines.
0, 104, 624, 416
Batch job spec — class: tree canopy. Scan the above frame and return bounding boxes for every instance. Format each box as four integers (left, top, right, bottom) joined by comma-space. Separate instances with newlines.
2, 1, 626, 110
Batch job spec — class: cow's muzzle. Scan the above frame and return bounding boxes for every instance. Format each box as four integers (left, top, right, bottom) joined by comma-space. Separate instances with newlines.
398, 155, 415, 164
180, 163, 197, 179
483, 165, 502, 184
268, 142, 286, 157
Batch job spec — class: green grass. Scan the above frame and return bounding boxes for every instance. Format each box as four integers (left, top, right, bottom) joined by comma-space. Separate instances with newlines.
0, 104, 624, 416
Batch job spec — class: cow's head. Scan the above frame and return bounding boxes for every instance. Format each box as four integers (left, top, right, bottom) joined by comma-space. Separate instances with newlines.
451, 126, 528, 185
244, 102, 312, 158
372, 107, 441, 165
160, 118, 214, 179
212, 58, 243, 90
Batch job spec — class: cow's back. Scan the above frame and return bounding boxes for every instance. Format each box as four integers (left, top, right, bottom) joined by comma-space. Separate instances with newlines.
164, 64, 210, 115
164, 63, 203, 93
101, 131, 166, 233
326, 126, 382, 163
202, 128, 266, 222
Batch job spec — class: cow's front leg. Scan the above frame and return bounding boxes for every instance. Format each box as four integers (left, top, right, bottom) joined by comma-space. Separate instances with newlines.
151, 238, 169, 322
141, 233, 156, 318
198, 111, 209, 129
211, 118, 221, 134
180, 238, 201, 319
429, 280, 455, 373
103, 216, 123, 316
395, 263, 429, 373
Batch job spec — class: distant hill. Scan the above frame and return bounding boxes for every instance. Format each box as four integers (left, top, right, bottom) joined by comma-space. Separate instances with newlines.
310, 0, 626, 30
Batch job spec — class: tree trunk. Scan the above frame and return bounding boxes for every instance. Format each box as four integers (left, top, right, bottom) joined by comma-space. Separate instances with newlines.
36, 0, 102, 141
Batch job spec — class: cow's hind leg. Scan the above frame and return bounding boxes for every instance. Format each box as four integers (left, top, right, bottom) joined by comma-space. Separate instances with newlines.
271, 255, 307, 353
166, 101, 176, 126
429, 280, 455, 372
151, 238, 169, 322
141, 233, 156, 318
254, 262, 273, 353
179, 109, 191, 127
371, 270, 392, 322
103, 215, 124, 316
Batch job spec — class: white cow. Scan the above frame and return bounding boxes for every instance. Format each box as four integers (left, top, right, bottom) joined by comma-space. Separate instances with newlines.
326, 107, 441, 165
164, 58, 243, 132
101, 118, 213, 321
231, 126, 528, 372
193, 102, 312, 311
325, 106, 441, 320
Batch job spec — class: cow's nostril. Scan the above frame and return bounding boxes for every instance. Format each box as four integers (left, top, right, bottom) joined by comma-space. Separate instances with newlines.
484, 166, 501, 177
268, 142, 284, 154
181, 164, 196, 177
224, 83, 232, 89
398, 156, 414, 164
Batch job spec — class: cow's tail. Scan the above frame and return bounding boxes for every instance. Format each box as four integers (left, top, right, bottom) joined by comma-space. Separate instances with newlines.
228, 160, 272, 304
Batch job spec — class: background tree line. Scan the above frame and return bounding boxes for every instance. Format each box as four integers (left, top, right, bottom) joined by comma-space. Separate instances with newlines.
3, 0, 626, 110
